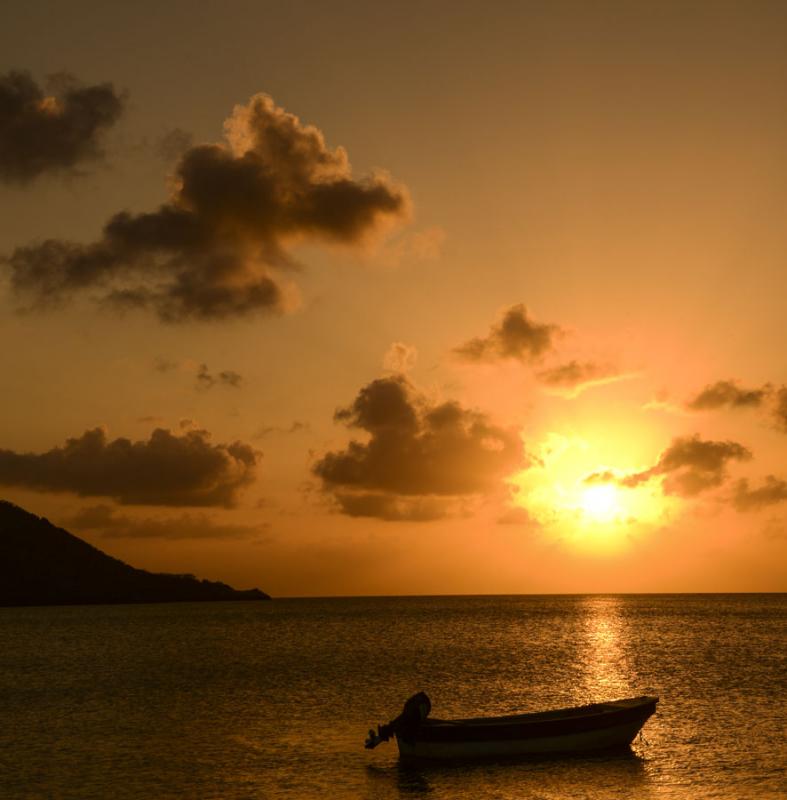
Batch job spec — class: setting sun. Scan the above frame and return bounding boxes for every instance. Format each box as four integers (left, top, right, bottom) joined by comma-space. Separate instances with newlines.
580, 484, 620, 522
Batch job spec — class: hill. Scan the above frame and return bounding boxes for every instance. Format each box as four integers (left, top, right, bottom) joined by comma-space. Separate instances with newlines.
0, 500, 270, 606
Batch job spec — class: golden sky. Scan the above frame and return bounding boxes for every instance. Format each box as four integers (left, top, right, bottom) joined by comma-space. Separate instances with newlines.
1, 0, 786, 595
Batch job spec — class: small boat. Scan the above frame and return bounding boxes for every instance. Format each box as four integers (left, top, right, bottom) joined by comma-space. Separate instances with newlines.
365, 692, 658, 761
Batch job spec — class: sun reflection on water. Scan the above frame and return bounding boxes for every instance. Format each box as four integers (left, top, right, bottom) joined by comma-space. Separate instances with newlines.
578, 596, 635, 702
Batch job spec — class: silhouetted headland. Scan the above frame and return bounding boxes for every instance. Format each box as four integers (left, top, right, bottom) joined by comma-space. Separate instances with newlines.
0, 500, 270, 606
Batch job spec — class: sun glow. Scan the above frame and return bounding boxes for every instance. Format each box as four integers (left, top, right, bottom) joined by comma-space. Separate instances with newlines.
580, 484, 620, 522
508, 430, 675, 554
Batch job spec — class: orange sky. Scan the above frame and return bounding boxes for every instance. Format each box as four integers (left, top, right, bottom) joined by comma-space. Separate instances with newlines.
1, 0, 785, 595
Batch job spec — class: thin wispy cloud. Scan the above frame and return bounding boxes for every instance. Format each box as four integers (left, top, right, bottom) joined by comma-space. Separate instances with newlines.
536, 360, 636, 397
65, 504, 265, 540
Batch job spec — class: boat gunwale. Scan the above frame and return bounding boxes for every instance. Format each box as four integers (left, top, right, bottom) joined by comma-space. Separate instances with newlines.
422, 695, 658, 729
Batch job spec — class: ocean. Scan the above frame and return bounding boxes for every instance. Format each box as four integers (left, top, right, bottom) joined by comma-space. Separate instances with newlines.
0, 594, 784, 799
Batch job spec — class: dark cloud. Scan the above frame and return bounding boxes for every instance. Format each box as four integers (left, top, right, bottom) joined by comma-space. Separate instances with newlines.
333, 492, 449, 522
773, 387, 787, 433
0, 70, 124, 184
3, 93, 408, 321
686, 379, 770, 411
0, 427, 257, 506
587, 435, 752, 497
196, 363, 243, 389
732, 476, 787, 512
537, 360, 620, 389
65, 503, 264, 540
313, 375, 524, 520
626, 436, 751, 496
455, 305, 560, 363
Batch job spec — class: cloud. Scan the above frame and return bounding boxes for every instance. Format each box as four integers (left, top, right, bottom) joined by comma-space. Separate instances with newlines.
378, 225, 446, 267
0, 427, 257, 506
332, 492, 449, 522
587, 435, 752, 497
732, 476, 787, 512
156, 127, 193, 162
497, 505, 538, 526
153, 357, 178, 373
686, 379, 770, 411
536, 359, 633, 396
0, 70, 125, 184
313, 375, 525, 520
255, 420, 309, 438
584, 469, 618, 485
196, 363, 242, 389
4, 93, 409, 321
455, 305, 560, 363
383, 342, 418, 373
64, 503, 264, 540
537, 360, 612, 387
773, 387, 787, 433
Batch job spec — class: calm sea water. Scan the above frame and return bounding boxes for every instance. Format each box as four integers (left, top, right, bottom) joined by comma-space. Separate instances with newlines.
0, 595, 784, 799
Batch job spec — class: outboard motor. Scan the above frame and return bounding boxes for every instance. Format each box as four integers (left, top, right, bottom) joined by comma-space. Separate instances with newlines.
365, 692, 432, 749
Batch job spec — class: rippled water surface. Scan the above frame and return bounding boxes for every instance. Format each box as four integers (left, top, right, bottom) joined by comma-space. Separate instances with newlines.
1, 594, 785, 799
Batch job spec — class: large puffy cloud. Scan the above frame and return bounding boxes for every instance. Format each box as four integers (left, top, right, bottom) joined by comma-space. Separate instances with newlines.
0, 427, 257, 506
64, 504, 264, 539
455, 305, 560, 363
732, 476, 787, 512
4, 93, 409, 321
587, 435, 752, 497
313, 375, 524, 519
0, 70, 124, 184
686, 379, 770, 411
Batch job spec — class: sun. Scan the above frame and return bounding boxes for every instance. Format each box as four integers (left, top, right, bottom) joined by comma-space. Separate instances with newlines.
580, 484, 620, 522
506, 429, 677, 554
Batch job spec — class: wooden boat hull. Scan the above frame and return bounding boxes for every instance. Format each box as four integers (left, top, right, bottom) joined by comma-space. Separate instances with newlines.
395, 696, 657, 761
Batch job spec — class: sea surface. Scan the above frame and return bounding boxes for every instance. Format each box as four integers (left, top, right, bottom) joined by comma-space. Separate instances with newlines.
0, 594, 785, 800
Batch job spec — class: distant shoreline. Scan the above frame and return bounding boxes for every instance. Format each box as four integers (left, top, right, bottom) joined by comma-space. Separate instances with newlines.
0, 500, 270, 607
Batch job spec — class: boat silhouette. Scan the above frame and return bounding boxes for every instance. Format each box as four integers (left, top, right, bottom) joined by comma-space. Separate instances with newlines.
365, 692, 658, 761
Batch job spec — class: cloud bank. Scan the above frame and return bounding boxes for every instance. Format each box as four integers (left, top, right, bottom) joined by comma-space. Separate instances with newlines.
455, 305, 560, 363
0, 70, 124, 184
4, 93, 409, 321
0, 427, 257, 506
313, 375, 524, 519
65, 504, 263, 539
